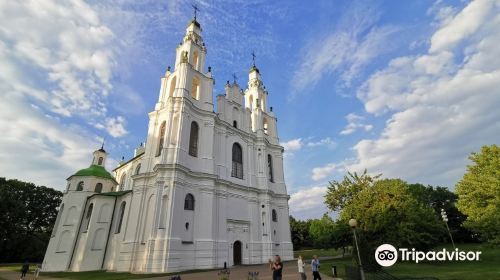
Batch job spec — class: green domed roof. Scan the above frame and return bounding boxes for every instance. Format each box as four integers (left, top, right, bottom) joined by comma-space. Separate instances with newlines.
72, 165, 115, 181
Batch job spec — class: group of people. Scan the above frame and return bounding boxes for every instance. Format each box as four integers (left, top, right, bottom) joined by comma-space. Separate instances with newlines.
269, 255, 322, 280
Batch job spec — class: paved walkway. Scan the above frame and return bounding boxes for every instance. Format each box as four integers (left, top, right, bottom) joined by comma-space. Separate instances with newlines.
0, 262, 338, 280
139, 261, 335, 280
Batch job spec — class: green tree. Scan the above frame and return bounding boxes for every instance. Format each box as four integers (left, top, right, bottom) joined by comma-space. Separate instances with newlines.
309, 214, 336, 249
456, 144, 500, 244
331, 220, 352, 257
409, 183, 477, 243
0, 177, 62, 262
290, 216, 313, 249
324, 170, 380, 212
337, 178, 445, 250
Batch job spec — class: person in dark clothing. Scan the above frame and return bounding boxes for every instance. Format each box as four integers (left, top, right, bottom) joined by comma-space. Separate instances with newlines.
269, 255, 283, 280
20, 261, 29, 279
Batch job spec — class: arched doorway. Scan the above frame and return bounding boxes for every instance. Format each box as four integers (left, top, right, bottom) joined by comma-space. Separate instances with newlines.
233, 241, 242, 265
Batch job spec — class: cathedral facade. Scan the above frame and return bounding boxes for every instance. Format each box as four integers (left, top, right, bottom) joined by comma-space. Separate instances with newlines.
42, 17, 293, 273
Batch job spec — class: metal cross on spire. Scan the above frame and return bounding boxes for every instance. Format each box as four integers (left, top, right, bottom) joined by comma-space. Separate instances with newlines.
232, 73, 238, 83
251, 51, 256, 66
192, 4, 200, 20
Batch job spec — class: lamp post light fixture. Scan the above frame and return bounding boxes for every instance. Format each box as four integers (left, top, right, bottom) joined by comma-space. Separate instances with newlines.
349, 219, 366, 280
440, 209, 456, 249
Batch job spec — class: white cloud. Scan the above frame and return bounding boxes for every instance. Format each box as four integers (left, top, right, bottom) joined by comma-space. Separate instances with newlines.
290, 1, 400, 97
306, 137, 337, 150
340, 113, 373, 135
0, 0, 115, 118
95, 116, 128, 138
281, 138, 303, 152
311, 162, 346, 181
288, 186, 327, 215
0, 92, 100, 190
345, 0, 500, 187
0, 0, 140, 189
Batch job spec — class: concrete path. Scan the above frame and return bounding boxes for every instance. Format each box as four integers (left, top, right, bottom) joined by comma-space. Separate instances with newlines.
0, 262, 339, 280
139, 261, 335, 280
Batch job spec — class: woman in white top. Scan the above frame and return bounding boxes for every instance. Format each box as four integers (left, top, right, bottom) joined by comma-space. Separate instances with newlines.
298, 255, 306, 280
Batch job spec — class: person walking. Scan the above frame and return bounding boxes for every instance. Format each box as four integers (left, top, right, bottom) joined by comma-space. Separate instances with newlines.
269, 255, 283, 280
20, 261, 29, 280
298, 255, 306, 280
33, 264, 41, 280
311, 255, 321, 280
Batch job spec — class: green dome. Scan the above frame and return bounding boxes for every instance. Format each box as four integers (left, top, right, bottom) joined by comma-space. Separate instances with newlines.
72, 165, 115, 181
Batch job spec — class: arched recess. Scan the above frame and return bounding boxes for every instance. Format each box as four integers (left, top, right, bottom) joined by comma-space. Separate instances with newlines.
231, 143, 243, 179
95, 183, 103, 193
192, 51, 199, 70
233, 241, 242, 265
64, 206, 77, 225
115, 201, 126, 234
191, 76, 200, 100
51, 204, 64, 237
119, 174, 126, 191
141, 194, 155, 243
98, 203, 111, 222
169, 76, 177, 97
263, 118, 269, 134
156, 121, 166, 157
57, 230, 71, 252
189, 121, 199, 157
268, 154, 274, 182
92, 228, 106, 250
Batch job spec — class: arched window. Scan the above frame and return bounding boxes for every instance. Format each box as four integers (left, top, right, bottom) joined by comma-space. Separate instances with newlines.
233, 120, 238, 128
135, 164, 141, 175
231, 143, 243, 179
84, 203, 93, 231
272, 209, 278, 222
76, 181, 84, 191
119, 174, 126, 191
249, 95, 254, 109
189, 121, 199, 157
98, 157, 103, 165
184, 194, 195, 210
268, 154, 274, 183
169, 76, 176, 97
51, 204, 64, 237
115, 201, 126, 234
156, 121, 166, 157
95, 183, 103, 193
263, 118, 269, 134
191, 77, 200, 100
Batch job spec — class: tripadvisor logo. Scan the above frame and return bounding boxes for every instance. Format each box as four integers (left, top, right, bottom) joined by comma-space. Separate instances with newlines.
375, 244, 482, 267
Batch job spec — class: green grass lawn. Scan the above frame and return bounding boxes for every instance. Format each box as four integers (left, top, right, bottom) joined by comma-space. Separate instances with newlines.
294, 248, 344, 259
318, 243, 500, 280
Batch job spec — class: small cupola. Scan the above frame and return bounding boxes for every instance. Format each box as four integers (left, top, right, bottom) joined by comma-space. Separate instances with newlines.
92, 144, 107, 166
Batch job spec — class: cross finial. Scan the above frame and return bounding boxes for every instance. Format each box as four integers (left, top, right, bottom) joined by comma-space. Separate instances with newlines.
232, 73, 238, 84
251, 51, 256, 66
192, 4, 200, 20
101, 137, 105, 150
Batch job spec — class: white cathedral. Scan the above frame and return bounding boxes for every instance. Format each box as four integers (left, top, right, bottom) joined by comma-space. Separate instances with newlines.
42, 16, 293, 273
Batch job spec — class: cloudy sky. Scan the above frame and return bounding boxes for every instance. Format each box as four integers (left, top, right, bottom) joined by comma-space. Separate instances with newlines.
1, 0, 499, 219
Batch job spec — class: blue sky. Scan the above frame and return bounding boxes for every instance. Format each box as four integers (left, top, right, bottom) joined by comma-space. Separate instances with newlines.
1, 0, 499, 219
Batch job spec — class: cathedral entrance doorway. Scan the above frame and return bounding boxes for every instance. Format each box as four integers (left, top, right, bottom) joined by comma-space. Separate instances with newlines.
233, 241, 242, 265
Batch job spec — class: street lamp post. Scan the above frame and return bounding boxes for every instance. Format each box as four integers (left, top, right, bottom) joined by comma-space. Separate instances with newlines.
349, 219, 366, 280
441, 209, 456, 249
